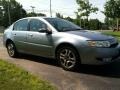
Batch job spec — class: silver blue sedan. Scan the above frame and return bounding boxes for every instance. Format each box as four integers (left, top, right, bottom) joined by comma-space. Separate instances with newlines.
3, 17, 120, 70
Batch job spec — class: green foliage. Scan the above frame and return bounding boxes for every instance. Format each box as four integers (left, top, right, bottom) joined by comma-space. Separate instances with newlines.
0, 60, 56, 90
0, 0, 27, 27
104, 17, 117, 29
0, 7, 3, 25
64, 16, 74, 22
74, 18, 80, 26
104, 0, 120, 19
27, 12, 46, 17
76, 0, 98, 29
56, 13, 63, 19
89, 19, 102, 30
104, 0, 120, 30
76, 0, 98, 19
37, 13, 46, 17
0, 0, 47, 27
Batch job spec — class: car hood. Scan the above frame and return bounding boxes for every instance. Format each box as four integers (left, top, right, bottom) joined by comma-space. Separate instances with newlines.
66, 30, 114, 40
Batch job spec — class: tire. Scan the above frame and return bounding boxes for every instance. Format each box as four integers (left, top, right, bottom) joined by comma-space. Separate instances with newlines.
6, 42, 18, 58
56, 46, 80, 71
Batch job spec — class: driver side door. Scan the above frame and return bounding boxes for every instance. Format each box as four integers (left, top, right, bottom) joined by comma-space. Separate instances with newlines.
26, 19, 53, 57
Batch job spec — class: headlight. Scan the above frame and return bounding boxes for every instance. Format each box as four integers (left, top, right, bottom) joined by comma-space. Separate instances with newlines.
87, 41, 110, 47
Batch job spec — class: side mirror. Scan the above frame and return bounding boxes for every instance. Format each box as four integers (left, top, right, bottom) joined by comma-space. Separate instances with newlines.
38, 28, 52, 34
38, 28, 46, 33
46, 29, 52, 34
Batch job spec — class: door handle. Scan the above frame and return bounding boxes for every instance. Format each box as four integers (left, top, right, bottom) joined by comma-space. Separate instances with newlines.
13, 33, 16, 36
28, 34, 33, 37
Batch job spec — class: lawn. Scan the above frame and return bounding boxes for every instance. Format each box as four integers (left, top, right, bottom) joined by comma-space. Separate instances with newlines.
103, 31, 120, 42
0, 59, 56, 90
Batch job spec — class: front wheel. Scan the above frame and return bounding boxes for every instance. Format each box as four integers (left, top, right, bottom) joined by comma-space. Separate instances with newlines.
56, 46, 80, 71
7, 42, 18, 57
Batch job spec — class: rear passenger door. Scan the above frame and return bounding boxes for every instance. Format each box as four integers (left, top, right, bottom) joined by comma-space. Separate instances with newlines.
12, 19, 29, 52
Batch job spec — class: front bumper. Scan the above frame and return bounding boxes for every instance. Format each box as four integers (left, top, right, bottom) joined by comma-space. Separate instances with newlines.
79, 44, 120, 65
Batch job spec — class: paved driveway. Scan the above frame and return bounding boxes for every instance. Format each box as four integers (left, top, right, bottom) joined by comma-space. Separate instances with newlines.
0, 35, 120, 90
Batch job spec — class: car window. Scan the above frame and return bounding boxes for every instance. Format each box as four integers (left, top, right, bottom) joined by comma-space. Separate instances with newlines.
29, 19, 47, 32
45, 18, 82, 32
13, 19, 28, 31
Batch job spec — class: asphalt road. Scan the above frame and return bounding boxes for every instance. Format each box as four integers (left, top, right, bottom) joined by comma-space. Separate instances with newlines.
1, 35, 120, 90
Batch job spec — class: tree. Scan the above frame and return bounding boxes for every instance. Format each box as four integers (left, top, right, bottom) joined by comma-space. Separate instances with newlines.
0, 0, 4, 26
27, 12, 46, 17
56, 13, 63, 18
104, 17, 116, 30
89, 19, 102, 30
37, 13, 46, 16
76, 0, 98, 29
104, 0, 120, 31
75, 10, 82, 27
0, 6, 3, 25
64, 16, 73, 22
0, 0, 27, 27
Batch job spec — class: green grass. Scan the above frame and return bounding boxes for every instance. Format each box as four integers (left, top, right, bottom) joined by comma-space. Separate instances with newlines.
0, 60, 56, 90
103, 31, 120, 42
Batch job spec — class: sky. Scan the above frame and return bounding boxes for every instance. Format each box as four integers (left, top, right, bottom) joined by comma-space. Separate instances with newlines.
16, 0, 106, 22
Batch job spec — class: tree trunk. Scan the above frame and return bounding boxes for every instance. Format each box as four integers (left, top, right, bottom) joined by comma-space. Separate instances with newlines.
117, 18, 119, 31
83, 19, 85, 29
86, 16, 89, 29
80, 18, 82, 27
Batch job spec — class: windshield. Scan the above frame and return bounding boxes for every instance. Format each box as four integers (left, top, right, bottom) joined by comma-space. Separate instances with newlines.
45, 18, 82, 32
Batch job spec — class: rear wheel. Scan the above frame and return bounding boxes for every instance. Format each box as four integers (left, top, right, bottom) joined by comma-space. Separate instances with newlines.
7, 42, 18, 57
56, 46, 80, 71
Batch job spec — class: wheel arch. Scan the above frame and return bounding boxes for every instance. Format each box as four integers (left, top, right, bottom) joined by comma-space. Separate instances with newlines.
6, 39, 14, 47
55, 43, 81, 61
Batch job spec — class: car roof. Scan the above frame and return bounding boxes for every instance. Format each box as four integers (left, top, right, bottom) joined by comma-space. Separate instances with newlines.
22, 17, 56, 20
15, 17, 58, 23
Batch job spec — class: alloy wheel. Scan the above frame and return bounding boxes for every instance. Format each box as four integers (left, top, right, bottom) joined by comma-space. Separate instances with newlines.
59, 48, 76, 69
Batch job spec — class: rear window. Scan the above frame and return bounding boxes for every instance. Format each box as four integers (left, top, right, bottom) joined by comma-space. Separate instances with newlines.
13, 19, 28, 31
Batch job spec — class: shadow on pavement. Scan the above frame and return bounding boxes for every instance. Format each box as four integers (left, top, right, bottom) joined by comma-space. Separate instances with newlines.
19, 54, 59, 67
74, 62, 120, 78
18, 54, 120, 78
